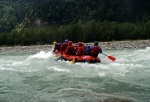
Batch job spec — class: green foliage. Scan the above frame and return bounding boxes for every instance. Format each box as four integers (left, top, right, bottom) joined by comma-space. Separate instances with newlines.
0, 0, 51, 32
1, 21, 150, 46
0, 0, 150, 45
1, 0, 150, 33
27, 0, 150, 25
0, 0, 32, 32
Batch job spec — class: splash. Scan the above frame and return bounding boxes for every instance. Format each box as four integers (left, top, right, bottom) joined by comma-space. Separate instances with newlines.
28, 51, 53, 59
48, 66, 70, 72
0, 48, 150, 101
12, 61, 28, 66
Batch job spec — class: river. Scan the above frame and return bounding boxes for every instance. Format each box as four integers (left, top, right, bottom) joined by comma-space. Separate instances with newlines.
0, 48, 150, 102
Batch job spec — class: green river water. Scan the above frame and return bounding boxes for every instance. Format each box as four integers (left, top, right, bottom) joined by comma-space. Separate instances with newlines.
0, 48, 150, 102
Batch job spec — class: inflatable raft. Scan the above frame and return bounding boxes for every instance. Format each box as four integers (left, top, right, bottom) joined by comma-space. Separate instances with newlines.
54, 50, 101, 63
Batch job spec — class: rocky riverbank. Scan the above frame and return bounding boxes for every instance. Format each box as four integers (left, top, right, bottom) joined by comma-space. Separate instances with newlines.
0, 40, 150, 53
0, 45, 53, 53
98, 40, 150, 49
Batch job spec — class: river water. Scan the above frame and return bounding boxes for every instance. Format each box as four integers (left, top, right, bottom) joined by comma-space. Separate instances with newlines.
0, 48, 150, 102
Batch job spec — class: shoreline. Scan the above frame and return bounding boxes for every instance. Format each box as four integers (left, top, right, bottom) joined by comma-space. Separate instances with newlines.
0, 40, 150, 53
99, 39, 150, 49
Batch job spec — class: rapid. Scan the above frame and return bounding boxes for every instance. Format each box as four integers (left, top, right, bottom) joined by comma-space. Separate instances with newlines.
0, 47, 150, 102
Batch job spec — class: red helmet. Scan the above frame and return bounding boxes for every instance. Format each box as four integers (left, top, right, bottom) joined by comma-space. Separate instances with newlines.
78, 42, 82, 47
68, 41, 72, 45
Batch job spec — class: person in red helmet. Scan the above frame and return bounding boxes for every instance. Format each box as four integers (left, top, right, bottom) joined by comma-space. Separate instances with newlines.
76, 42, 84, 56
60, 39, 69, 52
90, 41, 102, 58
64, 41, 75, 55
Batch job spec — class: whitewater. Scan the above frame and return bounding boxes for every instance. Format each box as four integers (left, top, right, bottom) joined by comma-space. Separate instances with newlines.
0, 48, 150, 102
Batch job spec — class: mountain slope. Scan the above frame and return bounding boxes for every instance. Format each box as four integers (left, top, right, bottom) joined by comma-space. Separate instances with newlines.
0, 0, 51, 32
26, 0, 150, 26
0, 0, 150, 32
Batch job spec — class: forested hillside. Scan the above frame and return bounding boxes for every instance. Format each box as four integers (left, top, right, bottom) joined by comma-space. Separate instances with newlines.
0, 0, 51, 32
0, 0, 150, 45
28, 0, 150, 25
0, 0, 31, 32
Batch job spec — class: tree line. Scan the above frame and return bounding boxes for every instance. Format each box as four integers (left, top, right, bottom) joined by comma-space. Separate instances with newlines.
1, 0, 150, 32
0, 0, 50, 32
0, 20, 150, 46
0, 0, 150, 46
29, 0, 150, 25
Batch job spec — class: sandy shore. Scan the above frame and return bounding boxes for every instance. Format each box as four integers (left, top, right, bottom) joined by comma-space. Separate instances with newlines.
0, 40, 150, 53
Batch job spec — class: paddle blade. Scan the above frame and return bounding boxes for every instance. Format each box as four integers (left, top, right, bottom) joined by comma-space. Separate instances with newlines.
71, 58, 75, 64
108, 56, 116, 61
55, 54, 59, 58
55, 56, 61, 61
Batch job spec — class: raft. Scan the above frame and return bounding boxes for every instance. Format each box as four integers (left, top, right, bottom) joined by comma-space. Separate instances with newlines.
54, 50, 101, 63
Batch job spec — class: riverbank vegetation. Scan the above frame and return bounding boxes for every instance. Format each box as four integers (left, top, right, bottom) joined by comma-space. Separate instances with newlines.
1, 20, 150, 45
0, 0, 150, 45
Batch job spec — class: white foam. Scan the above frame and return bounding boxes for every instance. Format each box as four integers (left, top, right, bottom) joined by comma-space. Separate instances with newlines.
28, 51, 53, 59
12, 61, 27, 66
98, 72, 106, 77
48, 66, 70, 72
0, 66, 16, 71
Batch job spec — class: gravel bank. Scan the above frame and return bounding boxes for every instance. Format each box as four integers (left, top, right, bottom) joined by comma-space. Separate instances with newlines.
0, 45, 53, 53
0, 40, 150, 53
98, 40, 150, 49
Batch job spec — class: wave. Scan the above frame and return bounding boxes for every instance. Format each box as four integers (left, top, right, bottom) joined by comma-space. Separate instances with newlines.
48, 66, 70, 73
27, 51, 53, 60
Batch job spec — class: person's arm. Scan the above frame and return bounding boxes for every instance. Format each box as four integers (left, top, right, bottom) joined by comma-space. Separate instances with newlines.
100, 48, 102, 53
53, 45, 57, 52
60, 44, 64, 51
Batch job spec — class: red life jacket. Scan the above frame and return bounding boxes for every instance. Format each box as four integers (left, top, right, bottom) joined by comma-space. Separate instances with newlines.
83, 46, 87, 50
91, 46, 100, 55
60, 43, 68, 52
77, 47, 84, 56
65, 45, 75, 55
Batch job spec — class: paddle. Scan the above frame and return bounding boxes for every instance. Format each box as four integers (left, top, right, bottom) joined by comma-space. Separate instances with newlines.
102, 53, 116, 61
71, 52, 76, 64
71, 49, 77, 64
56, 55, 61, 61
55, 52, 62, 61
55, 54, 59, 58
71, 57, 75, 64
